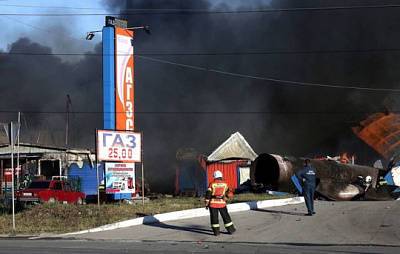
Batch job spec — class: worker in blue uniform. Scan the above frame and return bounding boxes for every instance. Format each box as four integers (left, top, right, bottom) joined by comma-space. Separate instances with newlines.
296, 159, 316, 216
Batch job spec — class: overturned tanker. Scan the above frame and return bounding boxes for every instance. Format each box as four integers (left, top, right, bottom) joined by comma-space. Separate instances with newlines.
250, 153, 391, 201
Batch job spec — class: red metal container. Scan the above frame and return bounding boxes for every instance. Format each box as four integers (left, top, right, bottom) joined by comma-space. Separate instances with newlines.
206, 160, 247, 191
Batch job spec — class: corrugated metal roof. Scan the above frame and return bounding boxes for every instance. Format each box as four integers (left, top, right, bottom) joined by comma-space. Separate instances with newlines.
352, 113, 400, 159
207, 132, 258, 161
0, 144, 64, 154
0, 143, 95, 161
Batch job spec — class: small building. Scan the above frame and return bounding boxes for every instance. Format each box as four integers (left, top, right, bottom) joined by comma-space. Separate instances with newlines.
0, 143, 102, 199
175, 132, 257, 196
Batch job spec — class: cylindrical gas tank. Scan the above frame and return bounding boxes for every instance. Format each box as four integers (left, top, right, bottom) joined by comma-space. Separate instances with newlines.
251, 153, 379, 200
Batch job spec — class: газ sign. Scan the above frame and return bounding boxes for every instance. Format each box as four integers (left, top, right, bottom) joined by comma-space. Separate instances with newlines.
97, 130, 141, 162
115, 27, 135, 131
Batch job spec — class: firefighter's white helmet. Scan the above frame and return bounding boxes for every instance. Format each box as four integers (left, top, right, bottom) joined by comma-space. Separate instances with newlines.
365, 175, 372, 183
213, 170, 223, 179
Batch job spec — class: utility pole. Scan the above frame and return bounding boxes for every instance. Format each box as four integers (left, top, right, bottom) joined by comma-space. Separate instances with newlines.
16, 112, 20, 190
65, 95, 71, 147
10, 122, 15, 232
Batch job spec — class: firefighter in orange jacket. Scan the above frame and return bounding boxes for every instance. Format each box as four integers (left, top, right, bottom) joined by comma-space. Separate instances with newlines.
205, 170, 236, 236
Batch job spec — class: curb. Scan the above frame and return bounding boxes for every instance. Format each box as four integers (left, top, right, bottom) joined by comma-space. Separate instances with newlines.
59, 196, 304, 237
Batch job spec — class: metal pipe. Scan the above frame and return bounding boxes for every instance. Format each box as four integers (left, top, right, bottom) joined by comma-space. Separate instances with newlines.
141, 132, 145, 210
95, 129, 100, 210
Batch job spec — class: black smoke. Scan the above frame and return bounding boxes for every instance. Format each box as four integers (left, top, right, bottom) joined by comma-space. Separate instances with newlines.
0, 38, 102, 146
103, 0, 400, 191
2, 0, 400, 192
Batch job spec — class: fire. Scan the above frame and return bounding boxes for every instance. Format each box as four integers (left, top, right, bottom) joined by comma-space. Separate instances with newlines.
340, 153, 356, 164
340, 152, 350, 164
314, 152, 356, 164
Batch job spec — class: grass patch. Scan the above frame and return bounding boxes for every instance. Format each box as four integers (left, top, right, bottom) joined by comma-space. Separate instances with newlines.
0, 193, 292, 234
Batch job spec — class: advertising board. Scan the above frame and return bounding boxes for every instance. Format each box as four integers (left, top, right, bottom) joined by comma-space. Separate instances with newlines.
97, 130, 141, 162
105, 162, 135, 194
115, 27, 135, 131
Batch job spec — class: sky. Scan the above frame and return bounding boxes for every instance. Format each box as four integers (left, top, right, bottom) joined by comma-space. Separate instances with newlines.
0, 0, 108, 54
0, 0, 260, 53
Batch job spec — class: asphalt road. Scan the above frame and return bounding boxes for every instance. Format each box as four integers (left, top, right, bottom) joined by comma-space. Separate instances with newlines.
2, 201, 400, 253
65, 200, 400, 246
0, 239, 399, 254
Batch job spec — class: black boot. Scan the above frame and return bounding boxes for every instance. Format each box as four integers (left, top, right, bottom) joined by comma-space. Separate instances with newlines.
226, 225, 236, 234
212, 227, 220, 236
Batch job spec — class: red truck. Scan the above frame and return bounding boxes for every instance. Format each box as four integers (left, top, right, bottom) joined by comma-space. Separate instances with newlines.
16, 179, 85, 205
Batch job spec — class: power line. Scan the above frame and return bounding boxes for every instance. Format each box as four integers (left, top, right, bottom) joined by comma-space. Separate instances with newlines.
0, 16, 85, 42
137, 55, 400, 93
1, 4, 400, 16
1, 51, 399, 92
3, 47, 400, 56
107, 48, 400, 55
0, 4, 106, 10
0, 15, 88, 42
0, 110, 394, 115
0, 15, 57, 34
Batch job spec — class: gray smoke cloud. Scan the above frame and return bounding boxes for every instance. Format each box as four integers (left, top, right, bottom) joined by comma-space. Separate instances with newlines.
0, 38, 102, 146
1, 0, 399, 192
104, 0, 400, 191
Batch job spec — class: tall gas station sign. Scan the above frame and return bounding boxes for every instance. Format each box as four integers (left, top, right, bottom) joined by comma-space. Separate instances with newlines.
102, 16, 135, 131
99, 17, 140, 201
